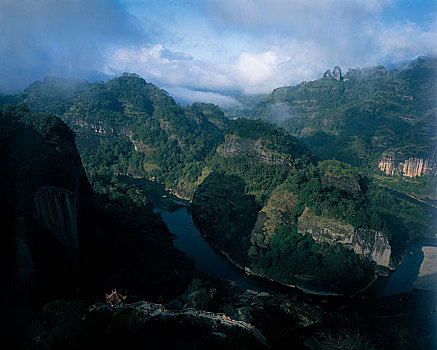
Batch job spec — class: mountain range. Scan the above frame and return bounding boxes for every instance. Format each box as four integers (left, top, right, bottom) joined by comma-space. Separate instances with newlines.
1, 56, 436, 348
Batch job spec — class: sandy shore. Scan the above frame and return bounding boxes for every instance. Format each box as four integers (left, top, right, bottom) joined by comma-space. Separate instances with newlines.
413, 246, 437, 291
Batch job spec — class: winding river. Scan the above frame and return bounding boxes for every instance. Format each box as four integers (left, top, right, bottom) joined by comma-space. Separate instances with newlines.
125, 177, 437, 298
150, 194, 294, 294
156, 193, 437, 297
160, 205, 264, 291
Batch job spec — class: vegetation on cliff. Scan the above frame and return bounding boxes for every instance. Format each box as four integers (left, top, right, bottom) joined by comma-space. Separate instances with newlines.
247, 57, 437, 199
2, 63, 436, 348
191, 122, 380, 292
4, 71, 435, 294
5, 75, 226, 195
0, 104, 197, 348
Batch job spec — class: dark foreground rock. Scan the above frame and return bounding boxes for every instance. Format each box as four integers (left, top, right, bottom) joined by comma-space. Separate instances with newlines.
32, 301, 268, 350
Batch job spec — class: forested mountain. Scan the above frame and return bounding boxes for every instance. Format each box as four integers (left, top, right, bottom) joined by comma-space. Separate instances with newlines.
248, 56, 437, 201
2, 71, 435, 294
2, 74, 227, 198
0, 103, 200, 349
192, 119, 435, 292
2, 68, 436, 348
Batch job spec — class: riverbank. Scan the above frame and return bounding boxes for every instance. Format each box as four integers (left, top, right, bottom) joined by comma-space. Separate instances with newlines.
160, 190, 379, 296
200, 230, 375, 297
377, 182, 437, 209
121, 176, 431, 299
165, 187, 192, 202
413, 246, 437, 291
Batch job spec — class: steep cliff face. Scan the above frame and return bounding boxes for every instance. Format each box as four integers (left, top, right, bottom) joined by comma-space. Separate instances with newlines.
0, 106, 97, 298
298, 208, 392, 268
66, 114, 132, 137
219, 134, 292, 166
378, 156, 436, 177
33, 186, 79, 266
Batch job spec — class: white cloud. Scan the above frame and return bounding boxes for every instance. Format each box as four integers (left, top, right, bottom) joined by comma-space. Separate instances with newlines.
204, 0, 392, 30
0, 0, 145, 93
1, 0, 435, 107
104, 45, 235, 91
370, 20, 437, 61
233, 51, 278, 86
166, 87, 240, 108
228, 39, 328, 93
103, 10, 437, 102
104, 44, 314, 96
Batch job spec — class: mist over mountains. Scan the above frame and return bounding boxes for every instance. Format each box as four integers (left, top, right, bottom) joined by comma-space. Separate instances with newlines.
0, 1, 436, 346
1, 50, 436, 349
1, 0, 436, 106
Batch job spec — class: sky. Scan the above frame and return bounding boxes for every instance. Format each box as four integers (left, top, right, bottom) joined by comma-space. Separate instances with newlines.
0, 0, 436, 106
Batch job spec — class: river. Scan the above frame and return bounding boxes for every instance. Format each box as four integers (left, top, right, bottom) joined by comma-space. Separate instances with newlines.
364, 188, 437, 297
120, 177, 272, 292
156, 190, 437, 298
160, 205, 264, 291
122, 176, 437, 298
365, 238, 437, 297
151, 194, 297, 294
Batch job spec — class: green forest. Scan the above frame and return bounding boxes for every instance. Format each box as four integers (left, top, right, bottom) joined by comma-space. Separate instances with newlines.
1, 58, 436, 349
247, 57, 437, 201
2, 62, 436, 294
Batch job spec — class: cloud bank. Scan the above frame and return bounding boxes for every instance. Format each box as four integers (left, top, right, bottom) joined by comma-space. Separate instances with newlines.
0, 0, 144, 93
1, 0, 436, 106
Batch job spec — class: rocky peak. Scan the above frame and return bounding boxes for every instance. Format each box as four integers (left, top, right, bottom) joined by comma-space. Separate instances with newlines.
332, 66, 342, 81
323, 69, 332, 78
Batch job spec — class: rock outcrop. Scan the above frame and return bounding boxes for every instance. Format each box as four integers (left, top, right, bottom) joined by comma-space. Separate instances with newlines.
322, 67, 342, 80
378, 156, 436, 177
323, 69, 332, 78
0, 107, 97, 298
298, 208, 392, 268
321, 173, 362, 196
66, 114, 156, 159
65, 114, 132, 137
219, 134, 292, 167
84, 301, 268, 348
332, 66, 342, 81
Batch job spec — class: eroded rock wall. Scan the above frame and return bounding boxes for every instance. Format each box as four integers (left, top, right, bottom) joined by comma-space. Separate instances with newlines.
298, 208, 392, 268
378, 156, 436, 177
66, 114, 132, 137
220, 134, 291, 166
321, 173, 362, 196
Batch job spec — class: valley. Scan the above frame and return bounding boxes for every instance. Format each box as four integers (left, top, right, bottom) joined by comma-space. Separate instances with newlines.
1, 57, 436, 349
